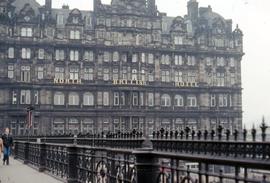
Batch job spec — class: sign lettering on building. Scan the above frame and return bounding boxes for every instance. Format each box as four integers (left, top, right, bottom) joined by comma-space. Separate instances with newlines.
113, 80, 146, 86
175, 82, 198, 87
54, 78, 82, 84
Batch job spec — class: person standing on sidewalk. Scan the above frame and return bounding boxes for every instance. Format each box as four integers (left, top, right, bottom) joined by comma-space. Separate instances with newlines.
2, 128, 13, 165
0, 137, 3, 163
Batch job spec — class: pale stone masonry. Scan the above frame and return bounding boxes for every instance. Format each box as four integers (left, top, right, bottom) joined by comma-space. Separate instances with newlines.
0, 0, 243, 135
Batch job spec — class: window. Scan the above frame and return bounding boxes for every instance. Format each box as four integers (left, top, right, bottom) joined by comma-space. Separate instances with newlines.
174, 95, 184, 107
103, 68, 110, 81
210, 94, 216, 107
206, 57, 212, 66
174, 71, 183, 82
187, 56, 195, 66
103, 92, 109, 106
8, 65, 14, 79
84, 51, 94, 62
132, 54, 138, 63
20, 90, 31, 104
21, 27, 32, 37
141, 53, 146, 63
113, 68, 119, 80
217, 57, 225, 66
12, 91, 17, 104
148, 93, 154, 106
55, 67, 64, 79
54, 92, 65, 105
148, 70, 154, 82
132, 69, 137, 80
217, 72, 225, 86
174, 55, 182, 65
104, 52, 110, 62
20, 66, 31, 82
114, 92, 119, 106
57, 14, 64, 25
133, 93, 139, 106
82, 118, 94, 133
148, 54, 154, 64
70, 50, 79, 61
84, 68, 94, 80
120, 92, 125, 106
70, 30, 80, 39
34, 91, 39, 105
55, 49, 65, 61
21, 48, 31, 59
187, 72, 196, 83
140, 70, 146, 81
73, 17, 79, 24
161, 70, 170, 82
83, 92, 94, 106
68, 118, 79, 134
187, 95, 197, 107
69, 92, 79, 106
219, 94, 228, 107
140, 92, 144, 106
8, 47, 14, 58
161, 94, 171, 107
161, 55, 170, 65
69, 67, 79, 80
122, 68, 127, 80
229, 58, 235, 67
113, 51, 119, 62
174, 36, 183, 45
37, 67, 44, 79
53, 119, 65, 134
38, 49, 45, 59
230, 73, 235, 85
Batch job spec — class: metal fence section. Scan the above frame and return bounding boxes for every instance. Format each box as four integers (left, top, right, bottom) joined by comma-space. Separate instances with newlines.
14, 123, 270, 183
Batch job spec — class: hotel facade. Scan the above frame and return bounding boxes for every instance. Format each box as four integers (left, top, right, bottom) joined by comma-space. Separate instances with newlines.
0, 0, 244, 135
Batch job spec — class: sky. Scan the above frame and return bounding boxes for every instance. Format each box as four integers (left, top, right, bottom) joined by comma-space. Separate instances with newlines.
36, 0, 270, 128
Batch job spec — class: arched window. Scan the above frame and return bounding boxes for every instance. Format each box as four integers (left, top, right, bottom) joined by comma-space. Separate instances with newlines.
174, 95, 184, 107
161, 94, 171, 107
83, 92, 94, 106
69, 92, 79, 106
54, 92, 65, 105
187, 95, 197, 107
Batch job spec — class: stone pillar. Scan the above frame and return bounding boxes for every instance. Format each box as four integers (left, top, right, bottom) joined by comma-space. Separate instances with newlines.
24, 142, 30, 164
133, 139, 159, 183
66, 145, 78, 183
39, 143, 46, 172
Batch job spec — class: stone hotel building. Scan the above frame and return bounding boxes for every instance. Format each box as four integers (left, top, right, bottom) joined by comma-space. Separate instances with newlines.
0, 0, 244, 135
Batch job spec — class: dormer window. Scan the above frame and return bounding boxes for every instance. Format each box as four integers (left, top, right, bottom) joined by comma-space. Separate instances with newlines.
21, 27, 32, 37
70, 30, 80, 40
73, 17, 78, 24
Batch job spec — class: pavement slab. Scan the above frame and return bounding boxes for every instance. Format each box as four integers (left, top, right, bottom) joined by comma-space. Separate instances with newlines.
0, 158, 62, 183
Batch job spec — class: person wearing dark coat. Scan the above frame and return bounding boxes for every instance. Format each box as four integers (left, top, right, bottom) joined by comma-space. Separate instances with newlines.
2, 128, 13, 165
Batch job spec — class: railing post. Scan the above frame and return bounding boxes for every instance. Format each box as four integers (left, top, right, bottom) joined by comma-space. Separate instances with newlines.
24, 142, 30, 164
39, 143, 46, 172
133, 138, 159, 183
67, 145, 78, 183
13, 141, 19, 159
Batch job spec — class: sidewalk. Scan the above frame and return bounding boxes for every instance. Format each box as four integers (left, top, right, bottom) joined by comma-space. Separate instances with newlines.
0, 158, 62, 183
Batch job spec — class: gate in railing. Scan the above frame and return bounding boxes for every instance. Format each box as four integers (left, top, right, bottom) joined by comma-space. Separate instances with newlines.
14, 123, 270, 183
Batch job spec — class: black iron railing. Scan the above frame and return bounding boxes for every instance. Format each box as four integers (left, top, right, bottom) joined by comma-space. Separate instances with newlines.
14, 123, 270, 183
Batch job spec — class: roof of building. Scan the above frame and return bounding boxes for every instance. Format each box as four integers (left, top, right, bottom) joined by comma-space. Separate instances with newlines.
12, 0, 41, 15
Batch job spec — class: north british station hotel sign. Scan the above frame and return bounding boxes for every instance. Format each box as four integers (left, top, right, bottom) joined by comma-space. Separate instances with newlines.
53, 78, 198, 87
